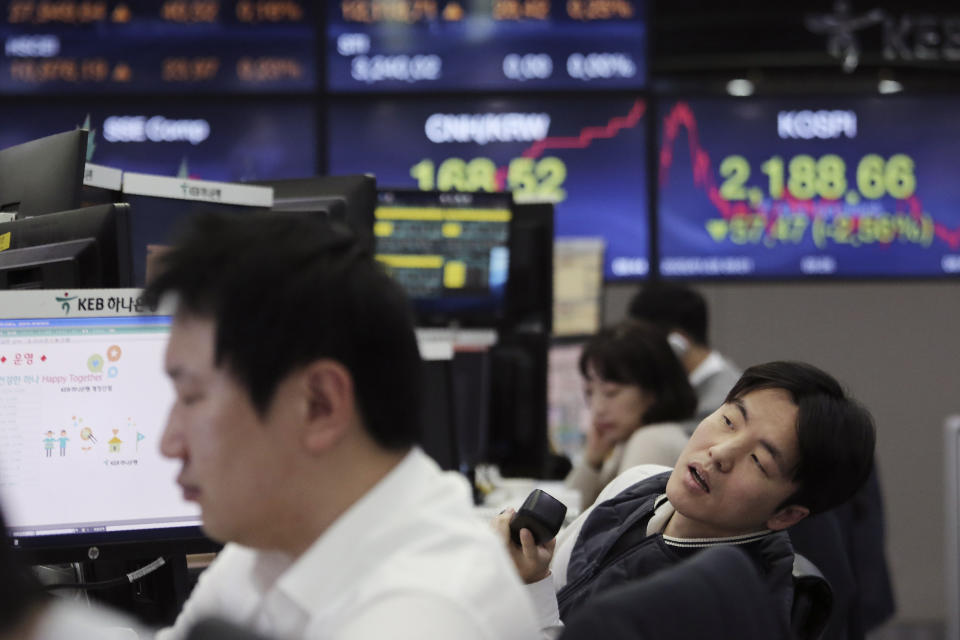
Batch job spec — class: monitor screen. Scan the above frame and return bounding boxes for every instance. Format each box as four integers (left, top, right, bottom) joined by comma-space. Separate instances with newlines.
0, 99, 316, 183
658, 96, 960, 278
0, 129, 86, 217
326, 1, 646, 92
255, 174, 377, 251
0, 203, 132, 289
376, 189, 511, 326
329, 95, 649, 280
0, 238, 100, 290
120, 193, 268, 287
0, 288, 205, 564
0, 1, 315, 94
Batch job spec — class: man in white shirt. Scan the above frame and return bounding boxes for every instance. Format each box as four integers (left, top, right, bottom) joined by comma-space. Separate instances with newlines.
627, 282, 741, 423
146, 212, 539, 640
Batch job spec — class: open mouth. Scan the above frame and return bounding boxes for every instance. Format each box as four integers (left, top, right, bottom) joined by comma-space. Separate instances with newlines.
690, 466, 710, 493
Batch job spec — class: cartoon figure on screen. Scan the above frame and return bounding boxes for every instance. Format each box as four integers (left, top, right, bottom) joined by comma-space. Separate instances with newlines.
43, 430, 55, 458
108, 428, 122, 453
58, 429, 69, 456
79, 424, 96, 452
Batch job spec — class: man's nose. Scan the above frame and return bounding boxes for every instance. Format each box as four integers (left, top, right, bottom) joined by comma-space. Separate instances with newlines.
159, 407, 184, 459
708, 437, 743, 473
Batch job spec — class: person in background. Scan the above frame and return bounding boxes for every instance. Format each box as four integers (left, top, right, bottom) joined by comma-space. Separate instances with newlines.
147, 212, 539, 640
565, 321, 696, 507
628, 281, 741, 424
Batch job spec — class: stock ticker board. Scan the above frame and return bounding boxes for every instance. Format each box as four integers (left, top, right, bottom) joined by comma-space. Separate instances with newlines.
327, 95, 650, 281
0, 100, 316, 181
0, 1, 314, 93
658, 97, 960, 279
326, 0, 646, 92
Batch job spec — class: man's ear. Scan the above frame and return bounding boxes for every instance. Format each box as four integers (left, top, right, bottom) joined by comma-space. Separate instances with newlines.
766, 504, 810, 531
299, 359, 356, 454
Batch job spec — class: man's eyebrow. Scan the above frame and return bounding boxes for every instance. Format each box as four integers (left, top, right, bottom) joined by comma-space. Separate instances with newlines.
760, 439, 789, 476
733, 398, 749, 422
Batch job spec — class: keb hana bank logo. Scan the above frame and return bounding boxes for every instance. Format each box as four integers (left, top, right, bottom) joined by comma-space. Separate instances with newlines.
55, 292, 78, 314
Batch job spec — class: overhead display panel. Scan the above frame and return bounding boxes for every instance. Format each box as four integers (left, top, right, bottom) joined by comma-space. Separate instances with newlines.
658, 96, 960, 278
326, 0, 646, 92
0, 1, 315, 93
328, 95, 649, 280
0, 100, 315, 181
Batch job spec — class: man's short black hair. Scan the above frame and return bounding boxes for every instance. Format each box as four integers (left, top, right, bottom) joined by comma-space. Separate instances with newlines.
627, 282, 709, 347
143, 211, 423, 451
724, 361, 876, 516
578, 321, 697, 425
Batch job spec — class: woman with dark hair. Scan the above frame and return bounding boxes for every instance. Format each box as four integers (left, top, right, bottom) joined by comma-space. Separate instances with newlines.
565, 321, 697, 507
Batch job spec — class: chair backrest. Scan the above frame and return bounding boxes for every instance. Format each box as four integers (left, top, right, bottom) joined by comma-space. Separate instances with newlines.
792, 552, 835, 640
560, 546, 788, 640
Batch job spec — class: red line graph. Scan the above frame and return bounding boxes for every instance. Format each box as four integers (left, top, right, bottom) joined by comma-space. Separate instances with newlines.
659, 101, 960, 249
522, 99, 646, 159
494, 99, 646, 190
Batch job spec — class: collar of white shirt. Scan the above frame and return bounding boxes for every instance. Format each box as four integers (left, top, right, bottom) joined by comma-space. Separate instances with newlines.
257, 447, 445, 614
689, 350, 727, 387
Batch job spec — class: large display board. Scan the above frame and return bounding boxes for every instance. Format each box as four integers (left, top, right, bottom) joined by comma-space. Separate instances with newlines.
326, 0, 646, 92
328, 95, 649, 280
0, 100, 315, 181
0, 0, 315, 93
658, 97, 960, 278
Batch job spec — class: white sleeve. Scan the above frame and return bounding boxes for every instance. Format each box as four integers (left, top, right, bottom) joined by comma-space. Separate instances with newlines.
523, 576, 564, 640
154, 548, 238, 640
332, 592, 538, 640
563, 460, 604, 511
596, 464, 672, 504
620, 427, 686, 470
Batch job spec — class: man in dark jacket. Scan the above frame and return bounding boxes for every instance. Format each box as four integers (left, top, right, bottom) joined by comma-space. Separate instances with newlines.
495, 361, 876, 638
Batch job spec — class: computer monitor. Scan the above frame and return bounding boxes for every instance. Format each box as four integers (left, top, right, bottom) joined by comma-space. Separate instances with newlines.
0, 129, 87, 217
119, 194, 269, 286
254, 175, 377, 251
0, 288, 213, 622
0, 204, 133, 289
506, 202, 554, 333
375, 189, 513, 328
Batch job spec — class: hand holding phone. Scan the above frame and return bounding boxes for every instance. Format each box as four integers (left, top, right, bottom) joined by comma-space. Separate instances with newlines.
509, 489, 567, 546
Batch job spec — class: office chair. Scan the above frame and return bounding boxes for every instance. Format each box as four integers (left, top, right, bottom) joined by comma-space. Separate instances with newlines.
792, 552, 834, 640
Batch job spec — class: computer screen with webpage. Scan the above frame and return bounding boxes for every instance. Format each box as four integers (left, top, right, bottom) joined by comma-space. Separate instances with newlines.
0, 289, 202, 559
375, 189, 512, 326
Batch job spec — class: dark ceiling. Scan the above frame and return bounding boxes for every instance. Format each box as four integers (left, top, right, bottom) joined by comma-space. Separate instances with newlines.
650, 1, 960, 93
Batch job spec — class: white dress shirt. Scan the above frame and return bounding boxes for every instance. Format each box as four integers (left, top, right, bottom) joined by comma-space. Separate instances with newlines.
32, 600, 146, 639
689, 351, 741, 421
157, 448, 540, 640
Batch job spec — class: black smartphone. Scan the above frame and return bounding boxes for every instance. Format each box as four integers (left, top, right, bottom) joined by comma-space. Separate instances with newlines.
509, 489, 567, 546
